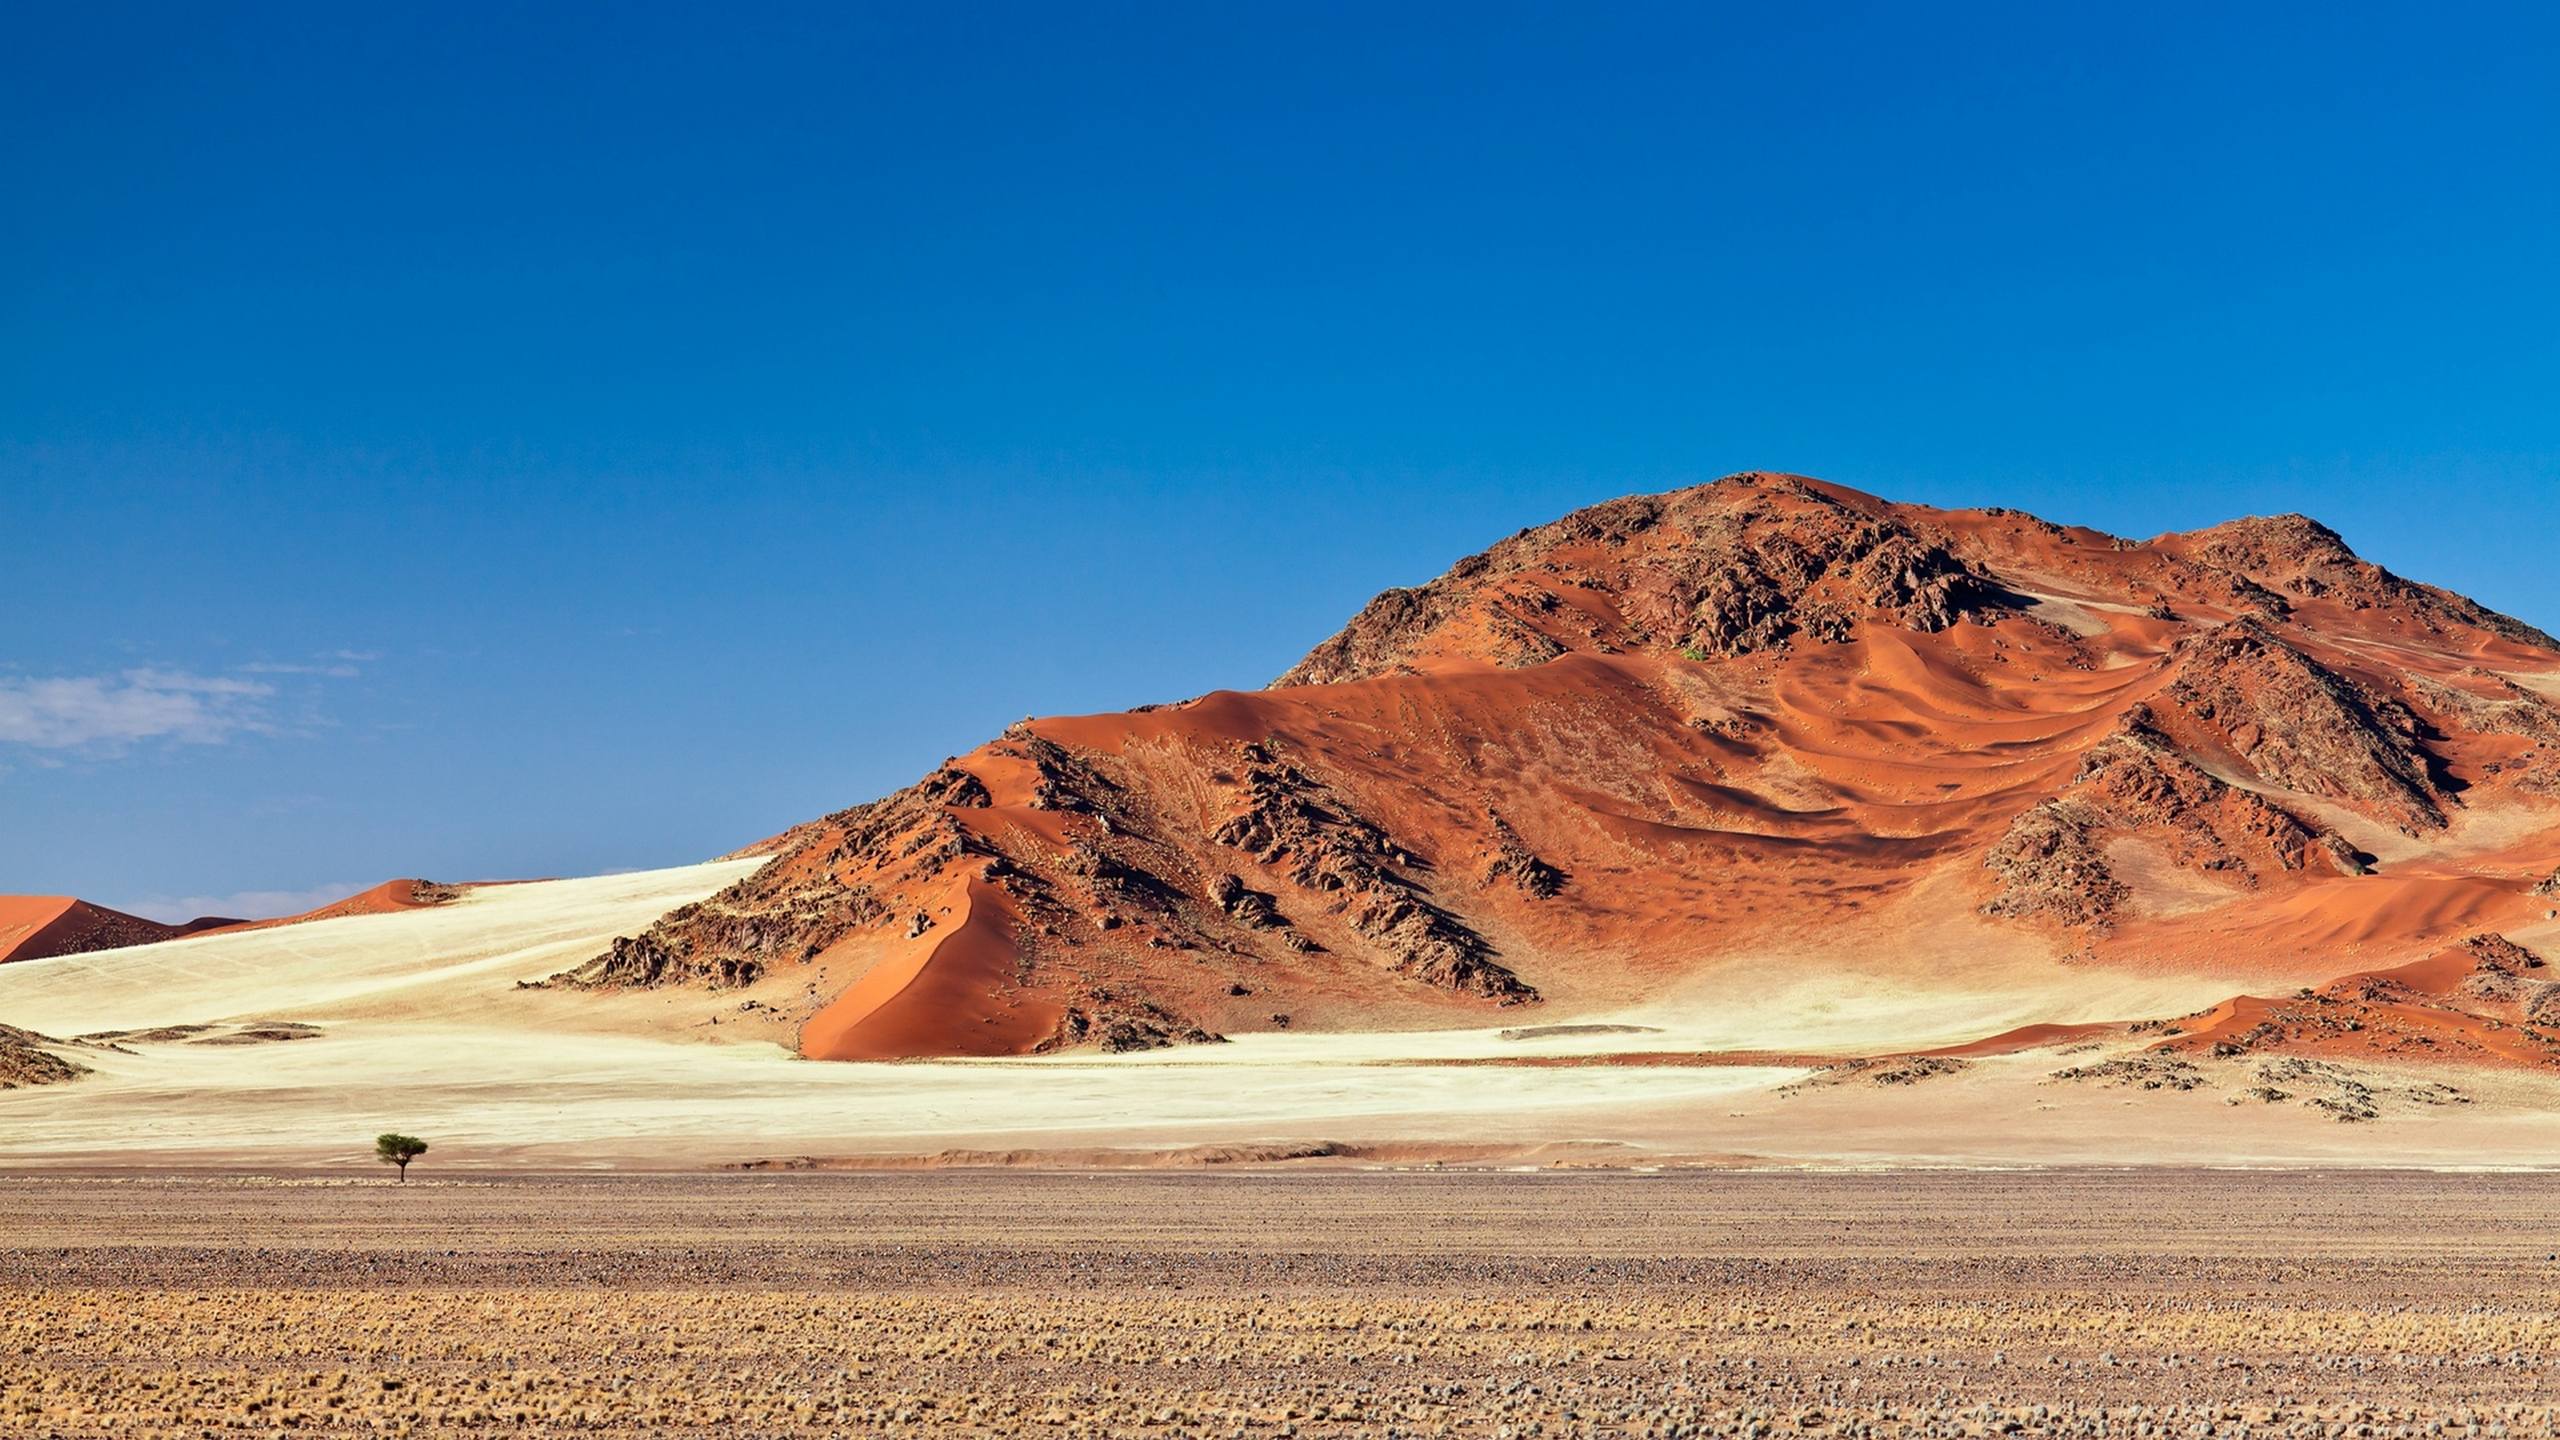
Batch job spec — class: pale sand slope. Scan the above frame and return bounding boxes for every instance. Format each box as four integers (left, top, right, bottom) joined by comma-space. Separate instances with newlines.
0, 862, 770, 1034
7, 862, 2560, 1168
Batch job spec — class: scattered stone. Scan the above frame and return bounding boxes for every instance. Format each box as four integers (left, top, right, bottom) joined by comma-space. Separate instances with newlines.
2049, 1055, 2209, 1091
0, 1024, 89, 1089
1783, 1056, 1970, 1091
1045, 990, 1222, 1053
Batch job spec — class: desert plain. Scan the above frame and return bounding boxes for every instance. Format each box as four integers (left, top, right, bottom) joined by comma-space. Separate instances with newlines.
14, 1169, 2560, 1437
16, 877, 2560, 1438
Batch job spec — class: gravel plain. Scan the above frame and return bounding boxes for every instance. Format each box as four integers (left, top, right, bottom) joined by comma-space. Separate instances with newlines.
9, 1169, 2560, 1436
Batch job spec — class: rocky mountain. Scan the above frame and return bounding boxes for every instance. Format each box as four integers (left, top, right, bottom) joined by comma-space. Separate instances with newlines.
553, 473, 2560, 1060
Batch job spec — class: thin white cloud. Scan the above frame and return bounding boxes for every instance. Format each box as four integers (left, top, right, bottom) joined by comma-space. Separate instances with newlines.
0, 651, 375, 755
238, 648, 375, 679
122, 883, 365, 925
0, 669, 277, 749
237, 661, 362, 677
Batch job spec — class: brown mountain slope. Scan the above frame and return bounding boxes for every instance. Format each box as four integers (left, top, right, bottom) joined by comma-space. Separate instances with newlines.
553, 472, 2560, 1060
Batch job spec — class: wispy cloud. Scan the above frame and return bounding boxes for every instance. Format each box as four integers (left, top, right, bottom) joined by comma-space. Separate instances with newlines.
0, 651, 377, 755
238, 648, 377, 679
0, 669, 277, 749
237, 661, 362, 677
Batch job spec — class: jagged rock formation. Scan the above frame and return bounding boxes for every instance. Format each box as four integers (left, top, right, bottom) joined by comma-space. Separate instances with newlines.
1985, 714, 2368, 930
1480, 811, 1566, 899
1051, 990, 1223, 1053
1206, 874, 1287, 930
2174, 514, 2557, 649
552, 472, 2560, 1059
1277, 476, 2027, 685
2154, 619, 2448, 833
546, 767, 981, 993
1206, 744, 1530, 1001
1981, 800, 2130, 930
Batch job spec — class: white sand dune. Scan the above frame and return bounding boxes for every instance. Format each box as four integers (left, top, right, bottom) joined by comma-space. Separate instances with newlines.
0, 863, 1788, 1166
0, 862, 768, 1035
9, 862, 2560, 1170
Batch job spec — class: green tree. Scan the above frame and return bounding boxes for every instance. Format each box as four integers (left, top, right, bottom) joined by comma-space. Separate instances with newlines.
374, 1132, 429, 1182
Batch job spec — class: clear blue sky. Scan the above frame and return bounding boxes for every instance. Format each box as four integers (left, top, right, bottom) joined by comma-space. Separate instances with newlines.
5, 3, 2555, 917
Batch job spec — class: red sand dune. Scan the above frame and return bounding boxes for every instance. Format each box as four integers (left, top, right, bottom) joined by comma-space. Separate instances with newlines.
0, 897, 240, 967
544, 472, 2560, 1062
799, 879, 1069, 1061
206, 879, 458, 937
0, 881, 456, 966
1923, 1022, 2123, 1059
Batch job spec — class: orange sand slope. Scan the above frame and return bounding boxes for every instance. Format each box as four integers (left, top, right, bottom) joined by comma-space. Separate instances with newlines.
523, 473, 2556, 1064
0, 881, 457, 966
0, 897, 236, 968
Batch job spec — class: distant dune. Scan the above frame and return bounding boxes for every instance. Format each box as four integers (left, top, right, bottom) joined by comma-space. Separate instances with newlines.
209, 879, 460, 936
0, 897, 241, 967
0, 881, 457, 967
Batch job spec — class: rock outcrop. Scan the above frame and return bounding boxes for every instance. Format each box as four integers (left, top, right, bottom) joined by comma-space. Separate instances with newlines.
2154, 619, 2448, 833
2161, 934, 2560, 1070
2174, 514, 2558, 649
546, 765, 986, 992
0, 1025, 89, 1090
1277, 475, 2026, 685
1480, 812, 1566, 899
1206, 744, 1531, 1001
1984, 715, 2367, 929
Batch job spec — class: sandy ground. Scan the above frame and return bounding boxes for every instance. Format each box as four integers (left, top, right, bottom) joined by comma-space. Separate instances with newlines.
9, 864, 2560, 1169
13, 1170, 2560, 1435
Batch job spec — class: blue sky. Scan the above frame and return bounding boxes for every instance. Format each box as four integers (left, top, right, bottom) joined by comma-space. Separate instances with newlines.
5, 3, 2555, 917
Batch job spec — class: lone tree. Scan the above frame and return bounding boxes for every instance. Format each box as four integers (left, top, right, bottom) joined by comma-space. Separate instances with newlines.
374, 1132, 429, 1182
